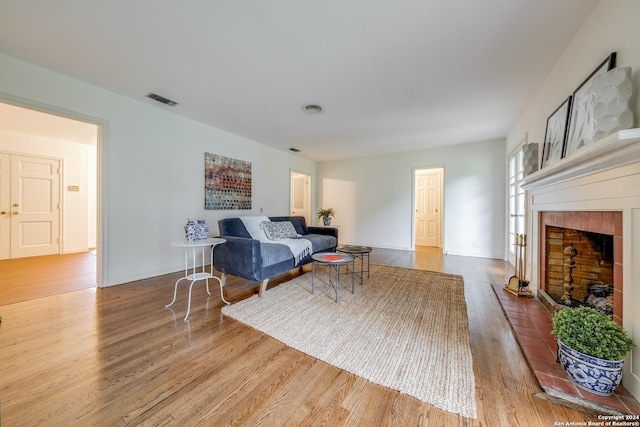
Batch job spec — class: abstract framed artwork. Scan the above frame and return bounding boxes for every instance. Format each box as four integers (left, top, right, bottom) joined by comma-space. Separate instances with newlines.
541, 96, 572, 168
564, 52, 616, 158
204, 153, 252, 210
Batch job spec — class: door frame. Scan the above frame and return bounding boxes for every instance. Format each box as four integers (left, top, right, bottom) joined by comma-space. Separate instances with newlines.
0, 92, 107, 287
411, 165, 445, 250
289, 170, 312, 225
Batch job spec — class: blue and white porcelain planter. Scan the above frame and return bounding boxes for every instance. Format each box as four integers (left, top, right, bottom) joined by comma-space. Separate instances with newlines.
557, 340, 624, 396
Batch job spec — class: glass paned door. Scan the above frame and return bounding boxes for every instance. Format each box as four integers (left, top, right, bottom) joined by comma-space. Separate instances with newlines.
508, 147, 525, 267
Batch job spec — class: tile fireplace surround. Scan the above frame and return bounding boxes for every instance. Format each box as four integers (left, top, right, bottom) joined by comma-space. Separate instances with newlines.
521, 129, 640, 403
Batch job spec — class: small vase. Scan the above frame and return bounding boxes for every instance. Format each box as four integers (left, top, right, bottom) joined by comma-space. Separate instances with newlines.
184, 219, 197, 242
323, 217, 332, 226
195, 219, 209, 240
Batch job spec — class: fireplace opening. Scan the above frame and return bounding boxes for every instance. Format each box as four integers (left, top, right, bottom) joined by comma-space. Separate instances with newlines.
545, 226, 614, 314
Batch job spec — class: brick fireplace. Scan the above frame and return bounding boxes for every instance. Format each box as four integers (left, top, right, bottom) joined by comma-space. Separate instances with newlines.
539, 211, 622, 324
520, 129, 640, 400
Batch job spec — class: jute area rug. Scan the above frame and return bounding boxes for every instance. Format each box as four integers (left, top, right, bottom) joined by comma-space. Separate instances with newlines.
221, 264, 477, 419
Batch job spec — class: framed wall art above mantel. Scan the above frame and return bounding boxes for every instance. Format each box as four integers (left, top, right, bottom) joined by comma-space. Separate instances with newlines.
564, 52, 617, 158
541, 96, 572, 168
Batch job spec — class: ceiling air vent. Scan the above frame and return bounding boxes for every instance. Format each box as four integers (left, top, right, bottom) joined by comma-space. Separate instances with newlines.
146, 92, 178, 107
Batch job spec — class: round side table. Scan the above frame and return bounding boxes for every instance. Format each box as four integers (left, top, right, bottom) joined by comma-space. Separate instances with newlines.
167, 237, 228, 321
311, 252, 355, 302
336, 245, 372, 285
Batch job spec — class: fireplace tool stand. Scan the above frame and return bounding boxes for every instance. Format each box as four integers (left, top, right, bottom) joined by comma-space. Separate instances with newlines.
504, 234, 533, 297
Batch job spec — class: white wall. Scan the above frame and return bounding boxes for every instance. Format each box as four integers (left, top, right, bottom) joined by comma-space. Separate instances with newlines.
317, 139, 505, 258
0, 128, 92, 253
506, 0, 640, 153
0, 52, 316, 286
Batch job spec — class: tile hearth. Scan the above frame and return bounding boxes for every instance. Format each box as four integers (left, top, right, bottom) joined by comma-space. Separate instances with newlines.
492, 283, 640, 415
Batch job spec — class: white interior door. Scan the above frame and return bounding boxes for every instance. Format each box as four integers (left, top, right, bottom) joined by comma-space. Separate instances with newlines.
415, 168, 442, 247
9, 154, 61, 258
290, 172, 310, 224
0, 153, 10, 259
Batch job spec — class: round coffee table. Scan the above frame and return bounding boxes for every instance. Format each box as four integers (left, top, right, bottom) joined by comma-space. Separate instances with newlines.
336, 245, 372, 285
311, 252, 355, 302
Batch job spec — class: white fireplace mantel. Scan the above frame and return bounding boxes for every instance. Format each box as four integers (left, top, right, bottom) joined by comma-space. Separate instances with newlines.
522, 128, 640, 191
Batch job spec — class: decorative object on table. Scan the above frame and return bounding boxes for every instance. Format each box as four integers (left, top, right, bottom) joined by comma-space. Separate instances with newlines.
541, 96, 572, 168
195, 219, 209, 240
184, 218, 197, 242
592, 66, 633, 141
552, 306, 635, 396
564, 52, 617, 158
222, 265, 477, 419
204, 152, 252, 210
522, 143, 539, 176
316, 207, 336, 226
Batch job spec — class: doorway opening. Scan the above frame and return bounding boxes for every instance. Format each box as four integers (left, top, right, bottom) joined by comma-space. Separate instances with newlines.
290, 171, 311, 226
413, 168, 444, 250
0, 100, 99, 302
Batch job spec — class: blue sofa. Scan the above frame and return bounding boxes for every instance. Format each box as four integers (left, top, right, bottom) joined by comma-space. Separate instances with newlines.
214, 216, 338, 297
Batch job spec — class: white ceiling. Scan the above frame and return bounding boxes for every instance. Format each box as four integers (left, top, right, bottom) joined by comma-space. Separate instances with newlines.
0, 0, 598, 161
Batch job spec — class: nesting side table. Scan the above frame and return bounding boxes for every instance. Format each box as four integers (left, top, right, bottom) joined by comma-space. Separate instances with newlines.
336, 245, 372, 285
311, 252, 355, 302
167, 237, 228, 321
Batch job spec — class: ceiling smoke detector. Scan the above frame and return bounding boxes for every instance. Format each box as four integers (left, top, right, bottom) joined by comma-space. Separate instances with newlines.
302, 104, 323, 114
146, 92, 178, 107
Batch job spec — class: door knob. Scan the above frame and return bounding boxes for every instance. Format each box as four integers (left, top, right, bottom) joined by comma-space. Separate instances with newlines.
12, 211, 18, 215
0, 211, 6, 215
12, 203, 19, 207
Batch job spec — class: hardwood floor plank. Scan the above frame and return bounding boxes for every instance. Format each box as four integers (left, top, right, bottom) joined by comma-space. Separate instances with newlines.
0, 247, 605, 426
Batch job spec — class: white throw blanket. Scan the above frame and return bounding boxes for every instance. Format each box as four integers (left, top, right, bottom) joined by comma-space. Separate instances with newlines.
239, 216, 312, 265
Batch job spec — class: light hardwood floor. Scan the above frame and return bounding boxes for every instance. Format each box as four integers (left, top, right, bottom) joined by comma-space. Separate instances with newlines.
0, 247, 601, 426
0, 251, 96, 305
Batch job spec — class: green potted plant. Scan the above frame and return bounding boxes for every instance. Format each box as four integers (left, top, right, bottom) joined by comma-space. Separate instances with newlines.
317, 208, 336, 226
552, 306, 634, 396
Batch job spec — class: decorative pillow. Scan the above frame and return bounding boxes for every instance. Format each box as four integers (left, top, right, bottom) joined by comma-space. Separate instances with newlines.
262, 221, 300, 240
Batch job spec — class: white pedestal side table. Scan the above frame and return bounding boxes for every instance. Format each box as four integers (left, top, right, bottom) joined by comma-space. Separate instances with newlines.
167, 238, 228, 321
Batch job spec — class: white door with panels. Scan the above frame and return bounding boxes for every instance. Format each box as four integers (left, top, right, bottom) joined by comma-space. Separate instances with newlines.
415, 168, 443, 247
0, 153, 61, 259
